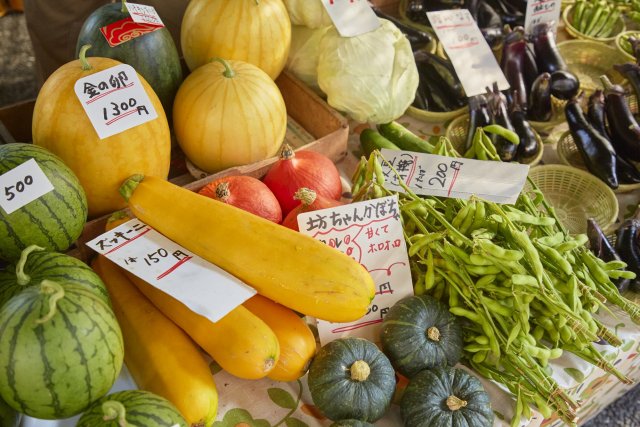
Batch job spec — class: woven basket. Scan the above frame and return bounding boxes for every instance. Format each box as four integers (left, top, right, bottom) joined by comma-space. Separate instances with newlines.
523, 165, 619, 235
562, 5, 626, 43
556, 40, 629, 94
444, 114, 544, 166
528, 96, 567, 135
556, 131, 640, 193
615, 31, 640, 63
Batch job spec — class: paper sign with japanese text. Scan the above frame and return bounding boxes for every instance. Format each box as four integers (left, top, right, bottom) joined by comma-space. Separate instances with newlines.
427, 9, 509, 96
0, 159, 54, 215
524, 0, 561, 35
125, 3, 164, 26
74, 64, 157, 139
87, 219, 256, 323
321, 0, 380, 37
297, 195, 413, 344
379, 149, 529, 204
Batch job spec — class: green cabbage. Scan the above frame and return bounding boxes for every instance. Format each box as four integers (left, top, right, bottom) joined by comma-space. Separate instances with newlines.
317, 19, 419, 124
282, 0, 333, 29
286, 25, 330, 92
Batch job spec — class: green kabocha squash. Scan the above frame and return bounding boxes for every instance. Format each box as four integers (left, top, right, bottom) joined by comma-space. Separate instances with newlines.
0, 245, 110, 309
307, 337, 396, 422
75, 0, 183, 115
401, 367, 494, 427
330, 420, 374, 427
381, 294, 463, 377
77, 390, 188, 427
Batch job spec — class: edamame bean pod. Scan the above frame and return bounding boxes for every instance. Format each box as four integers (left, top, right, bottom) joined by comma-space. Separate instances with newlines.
424, 248, 436, 290
469, 254, 494, 266
459, 201, 477, 235
450, 307, 482, 323
581, 251, 611, 285
476, 238, 525, 261
535, 242, 573, 276
408, 233, 444, 257
536, 232, 565, 247
506, 211, 556, 226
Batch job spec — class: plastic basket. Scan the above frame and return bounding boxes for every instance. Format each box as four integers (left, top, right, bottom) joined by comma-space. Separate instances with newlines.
556, 130, 640, 193
445, 114, 544, 166
562, 5, 626, 43
523, 165, 619, 234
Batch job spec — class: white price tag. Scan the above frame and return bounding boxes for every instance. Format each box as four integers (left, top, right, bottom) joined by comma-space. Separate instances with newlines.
297, 196, 413, 345
125, 3, 164, 26
0, 159, 54, 215
321, 0, 380, 37
74, 64, 157, 139
524, 0, 561, 35
87, 219, 256, 323
427, 9, 509, 97
379, 149, 529, 204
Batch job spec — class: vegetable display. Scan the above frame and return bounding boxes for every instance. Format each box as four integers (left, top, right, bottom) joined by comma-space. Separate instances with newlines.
413, 51, 466, 113
567, 1, 623, 39
281, 188, 343, 231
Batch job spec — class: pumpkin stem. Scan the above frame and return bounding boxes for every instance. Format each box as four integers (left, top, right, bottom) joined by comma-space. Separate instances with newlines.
215, 182, 231, 202
102, 400, 129, 427
446, 395, 468, 411
211, 58, 236, 78
350, 360, 371, 382
279, 143, 295, 160
119, 174, 145, 202
254, 0, 260, 4
15, 245, 45, 286
36, 280, 65, 324
427, 326, 441, 342
121, 0, 127, 13
293, 188, 317, 206
79, 44, 92, 71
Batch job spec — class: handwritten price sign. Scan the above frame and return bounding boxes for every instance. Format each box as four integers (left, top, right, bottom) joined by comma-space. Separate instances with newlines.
0, 159, 54, 215
321, 0, 380, 37
74, 64, 157, 139
125, 3, 164, 26
298, 196, 413, 345
427, 9, 509, 97
379, 149, 529, 204
87, 219, 256, 323
524, 0, 561, 34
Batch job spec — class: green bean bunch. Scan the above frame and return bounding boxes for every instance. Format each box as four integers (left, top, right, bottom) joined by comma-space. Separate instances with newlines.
571, 0, 622, 38
351, 145, 639, 426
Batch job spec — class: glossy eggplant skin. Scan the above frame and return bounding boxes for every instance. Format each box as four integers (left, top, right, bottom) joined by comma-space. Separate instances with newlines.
588, 219, 630, 292
530, 22, 568, 74
487, 83, 518, 161
587, 90, 609, 139
523, 44, 539, 97
615, 219, 640, 292
601, 75, 640, 162
414, 51, 466, 110
501, 29, 528, 110
565, 95, 619, 189
469, 0, 504, 47
549, 70, 580, 100
373, 8, 433, 51
527, 72, 552, 122
510, 101, 538, 161
465, 94, 492, 151
613, 63, 640, 104
616, 156, 640, 184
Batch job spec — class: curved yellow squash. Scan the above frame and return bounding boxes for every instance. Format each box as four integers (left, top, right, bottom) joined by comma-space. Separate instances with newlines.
181, 0, 291, 79
93, 256, 218, 427
173, 59, 287, 174
122, 175, 376, 322
32, 56, 170, 218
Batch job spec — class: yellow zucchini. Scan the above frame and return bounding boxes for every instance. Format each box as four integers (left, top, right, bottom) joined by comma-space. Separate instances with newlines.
120, 175, 375, 322
92, 256, 218, 427
243, 294, 317, 382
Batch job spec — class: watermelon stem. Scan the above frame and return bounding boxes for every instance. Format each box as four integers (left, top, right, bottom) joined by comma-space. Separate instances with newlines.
102, 400, 129, 427
121, 0, 127, 13
79, 44, 92, 71
211, 58, 236, 79
15, 245, 45, 286
119, 174, 145, 202
36, 280, 65, 324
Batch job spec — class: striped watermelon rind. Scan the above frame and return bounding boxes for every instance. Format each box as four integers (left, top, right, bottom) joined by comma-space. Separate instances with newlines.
0, 245, 110, 309
0, 280, 123, 419
77, 390, 189, 427
0, 395, 20, 427
0, 143, 88, 262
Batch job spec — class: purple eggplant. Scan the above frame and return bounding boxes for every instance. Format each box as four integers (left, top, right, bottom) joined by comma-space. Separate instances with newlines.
588, 218, 630, 292
565, 93, 619, 189
465, 94, 492, 151
501, 28, 528, 110
487, 83, 518, 161
586, 90, 609, 139
616, 156, 640, 184
510, 98, 539, 161
601, 75, 640, 162
527, 72, 552, 122
613, 63, 640, 114
615, 219, 640, 292
530, 22, 567, 74
549, 70, 580, 100
523, 43, 539, 97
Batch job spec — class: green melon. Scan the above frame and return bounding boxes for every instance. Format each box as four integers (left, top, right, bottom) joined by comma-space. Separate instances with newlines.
77, 390, 188, 427
0, 280, 123, 419
76, 1, 183, 116
0, 395, 20, 427
0, 245, 110, 309
0, 143, 88, 262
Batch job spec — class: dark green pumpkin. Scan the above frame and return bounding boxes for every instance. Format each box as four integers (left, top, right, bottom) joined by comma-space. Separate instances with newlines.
330, 420, 374, 427
308, 337, 396, 422
0, 245, 110, 309
401, 367, 494, 427
0, 396, 20, 427
381, 295, 463, 377
75, 0, 183, 116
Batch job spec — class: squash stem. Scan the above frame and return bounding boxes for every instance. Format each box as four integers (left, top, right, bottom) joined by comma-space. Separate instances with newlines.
215, 182, 231, 202
15, 245, 45, 286
79, 44, 93, 71
36, 280, 65, 324
121, 0, 127, 13
293, 188, 316, 206
446, 395, 468, 411
119, 174, 145, 202
427, 326, 441, 342
350, 360, 371, 381
102, 400, 128, 427
279, 143, 295, 160
211, 58, 236, 78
